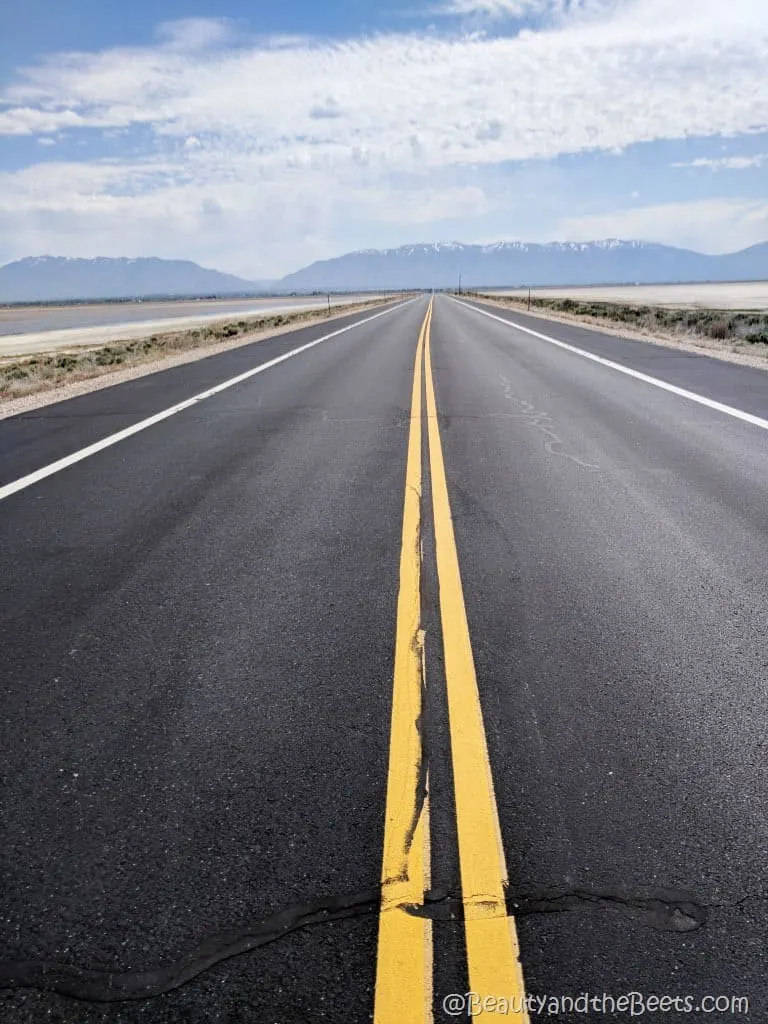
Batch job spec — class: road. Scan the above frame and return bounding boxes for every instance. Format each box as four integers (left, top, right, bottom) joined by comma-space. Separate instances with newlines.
1, 294, 767, 1022
0, 294, 379, 357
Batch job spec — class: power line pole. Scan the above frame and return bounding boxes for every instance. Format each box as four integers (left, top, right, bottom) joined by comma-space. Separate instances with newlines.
458, 273, 462, 295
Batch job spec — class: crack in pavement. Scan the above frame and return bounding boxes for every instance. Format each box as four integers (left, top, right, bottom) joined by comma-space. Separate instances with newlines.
498, 377, 599, 470
381, 470, 428, 890
394, 476, 430, 885
385, 628, 429, 888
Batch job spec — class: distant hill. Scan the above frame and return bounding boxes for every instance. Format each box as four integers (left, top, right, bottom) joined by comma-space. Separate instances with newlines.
3, 242, 766, 302
279, 240, 768, 291
0, 256, 265, 303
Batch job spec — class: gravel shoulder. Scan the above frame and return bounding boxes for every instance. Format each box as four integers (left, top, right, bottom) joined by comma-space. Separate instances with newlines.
469, 294, 768, 372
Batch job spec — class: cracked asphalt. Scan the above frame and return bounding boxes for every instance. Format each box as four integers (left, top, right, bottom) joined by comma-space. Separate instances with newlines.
2, 294, 768, 1021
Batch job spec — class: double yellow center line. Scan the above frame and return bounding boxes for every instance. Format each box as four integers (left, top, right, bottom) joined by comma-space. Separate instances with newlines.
374, 299, 529, 1021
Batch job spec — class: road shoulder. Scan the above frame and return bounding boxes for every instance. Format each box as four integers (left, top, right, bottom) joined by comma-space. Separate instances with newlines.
466, 294, 768, 374
0, 299, 394, 420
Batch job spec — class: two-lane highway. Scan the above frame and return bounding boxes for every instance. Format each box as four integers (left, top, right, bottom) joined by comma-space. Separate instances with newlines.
2, 294, 768, 1021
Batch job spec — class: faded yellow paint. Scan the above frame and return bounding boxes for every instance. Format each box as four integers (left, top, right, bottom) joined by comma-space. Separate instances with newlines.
374, 302, 433, 1024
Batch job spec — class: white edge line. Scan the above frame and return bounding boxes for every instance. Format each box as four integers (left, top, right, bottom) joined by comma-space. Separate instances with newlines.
0, 299, 415, 502
451, 296, 768, 433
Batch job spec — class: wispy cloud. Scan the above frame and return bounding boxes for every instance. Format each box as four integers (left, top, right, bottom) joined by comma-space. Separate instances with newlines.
431, 0, 611, 18
559, 198, 768, 254
672, 155, 767, 171
2, 4, 765, 160
0, 0, 765, 274
434, 0, 561, 15
155, 18, 236, 51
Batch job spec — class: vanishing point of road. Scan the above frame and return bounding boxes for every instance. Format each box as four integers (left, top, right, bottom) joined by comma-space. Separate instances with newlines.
2, 295, 767, 1021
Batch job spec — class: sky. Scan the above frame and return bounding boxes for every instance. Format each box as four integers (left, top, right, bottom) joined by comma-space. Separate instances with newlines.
0, 0, 767, 280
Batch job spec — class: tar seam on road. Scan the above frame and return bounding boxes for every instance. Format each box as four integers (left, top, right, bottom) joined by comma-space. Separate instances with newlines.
424, 300, 530, 1020
452, 297, 768, 434
0, 884, 707, 1002
0, 299, 414, 502
374, 301, 432, 1024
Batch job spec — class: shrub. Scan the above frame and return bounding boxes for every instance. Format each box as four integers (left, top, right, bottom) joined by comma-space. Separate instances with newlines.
707, 321, 730, 340
4, 366, 29, 380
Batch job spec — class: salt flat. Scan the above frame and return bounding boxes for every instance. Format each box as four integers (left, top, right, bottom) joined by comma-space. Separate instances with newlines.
0, 294, 375, 357
489, 281, 768, 309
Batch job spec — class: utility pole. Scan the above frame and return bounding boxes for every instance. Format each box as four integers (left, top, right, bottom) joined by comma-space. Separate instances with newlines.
458, 273, 462, 295
527, 287, 531, 311
327, 293, 331, 317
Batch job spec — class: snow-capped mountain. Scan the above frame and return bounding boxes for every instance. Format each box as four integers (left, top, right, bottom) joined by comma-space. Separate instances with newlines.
279, 240, 768, 291
2, 241, 766, 302
0, 256, 263, 303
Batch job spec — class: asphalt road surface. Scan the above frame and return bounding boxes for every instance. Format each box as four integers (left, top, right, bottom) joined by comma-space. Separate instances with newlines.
2, 295, 768, 1022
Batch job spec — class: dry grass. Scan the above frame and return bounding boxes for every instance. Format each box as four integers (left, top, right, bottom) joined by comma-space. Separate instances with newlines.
0, 297, 396, 403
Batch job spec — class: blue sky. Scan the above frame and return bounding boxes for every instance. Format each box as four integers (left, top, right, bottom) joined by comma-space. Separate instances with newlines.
1, 0, 766, 278
1, 0, 422, 74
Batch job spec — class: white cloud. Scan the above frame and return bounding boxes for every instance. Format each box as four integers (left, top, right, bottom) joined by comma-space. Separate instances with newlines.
2, 2, 766, 161
0, 0, 766, 273
0, 172, 331, 278
309, 96, 344, 120
433, 0, 614, 18
672, 155, 767, 171
357, 184, 490, 223
436, 0, 560, 14
155, 18, 235, 51
558, 198, 768, 254
0, 108, 88, 136
0, 157, 493, 276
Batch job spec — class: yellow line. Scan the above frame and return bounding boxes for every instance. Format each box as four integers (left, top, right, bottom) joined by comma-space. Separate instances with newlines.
423, 299, 529, 1019
374, 303, 432, 1024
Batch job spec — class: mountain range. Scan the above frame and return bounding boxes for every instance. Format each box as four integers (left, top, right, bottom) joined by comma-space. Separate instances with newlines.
0, 256, 262, 304
1, 241, 766, 302
279, 240, 768, 291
